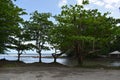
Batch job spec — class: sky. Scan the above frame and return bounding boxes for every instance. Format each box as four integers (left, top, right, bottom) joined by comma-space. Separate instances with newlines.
14, 0, 120, 21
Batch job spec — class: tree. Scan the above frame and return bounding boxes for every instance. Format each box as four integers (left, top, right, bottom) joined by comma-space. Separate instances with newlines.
0, 0, 26, 53
7, 27, 34, 61
53, 4, 118, 65
24, 11, 53, 62
109, 23, 120, 52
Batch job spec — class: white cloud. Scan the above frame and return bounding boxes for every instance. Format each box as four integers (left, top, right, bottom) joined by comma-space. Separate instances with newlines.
89, 0, 120, 9
58, 0, 67, 7
58, 0, 120, 10
105, 4, 114, 9
103, 0, 120, 9
103, 0, 120, 4
94, 1, 104, 6
78, 0, 104, 7
76, 0, 83, 5
89, 0, 104, 6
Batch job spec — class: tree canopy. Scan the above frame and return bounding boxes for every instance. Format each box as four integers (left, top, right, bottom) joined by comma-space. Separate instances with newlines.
51, 4, 119, 64
24, 11, 53, 62
0, 0, 26, 53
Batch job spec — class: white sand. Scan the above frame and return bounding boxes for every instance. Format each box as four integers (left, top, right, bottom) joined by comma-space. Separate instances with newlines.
0, 67, 120, 80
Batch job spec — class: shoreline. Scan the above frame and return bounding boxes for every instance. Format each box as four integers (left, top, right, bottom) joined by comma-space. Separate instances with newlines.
0, 54, 67, 58
0, 59, 120, 69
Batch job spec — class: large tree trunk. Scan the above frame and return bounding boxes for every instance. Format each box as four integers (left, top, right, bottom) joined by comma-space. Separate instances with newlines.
53, 49, 57, 63
17, 50, 21, 61
52, 53, 57, 63
75, 42, 83, 65
38, 51, 42, 63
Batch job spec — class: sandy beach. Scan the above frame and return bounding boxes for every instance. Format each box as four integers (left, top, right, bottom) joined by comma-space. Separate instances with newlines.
0, 66, 120, 80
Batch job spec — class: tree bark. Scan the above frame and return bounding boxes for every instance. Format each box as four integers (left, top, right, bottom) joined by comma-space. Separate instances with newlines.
38, 51, 42, 63
75, 42, 83, 65
52, 53, 57, 63
17, 50, 21, 61
54, 57, 57, 63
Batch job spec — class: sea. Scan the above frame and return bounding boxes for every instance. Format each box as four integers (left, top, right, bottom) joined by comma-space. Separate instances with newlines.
1, 50, 120, 67
0, 50, 78, 66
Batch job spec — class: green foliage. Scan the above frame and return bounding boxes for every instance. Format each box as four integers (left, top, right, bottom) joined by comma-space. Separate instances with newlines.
24, 11, 53, 49
0, 0, 26, 53
109, 23, 120, 52
6, 27, 35, 61
24, 11, 53, 62
8, 28, 33, 51
50, 4, 119, 64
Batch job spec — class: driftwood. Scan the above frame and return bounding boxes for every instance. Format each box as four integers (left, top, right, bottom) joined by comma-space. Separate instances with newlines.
88, 49, 100, 54
52, 52, 64, 63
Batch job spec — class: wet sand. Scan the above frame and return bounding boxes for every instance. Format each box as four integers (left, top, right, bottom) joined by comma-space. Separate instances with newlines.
0, 66, 120, 80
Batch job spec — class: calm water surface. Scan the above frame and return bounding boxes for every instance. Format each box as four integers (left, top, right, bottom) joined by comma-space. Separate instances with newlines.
0, 54, 78, 66
0, 54, 120, 67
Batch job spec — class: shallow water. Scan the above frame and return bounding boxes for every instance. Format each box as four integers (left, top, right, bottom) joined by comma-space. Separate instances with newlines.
0, 54, 120, 67
0, 54, 78, 66
110, 61, 120, 67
